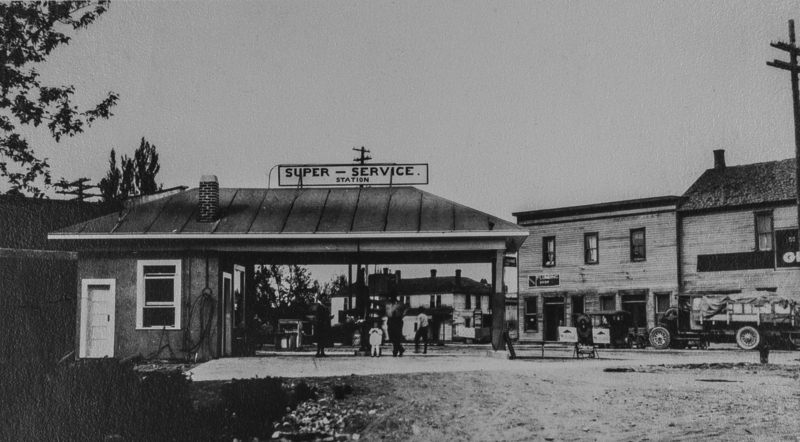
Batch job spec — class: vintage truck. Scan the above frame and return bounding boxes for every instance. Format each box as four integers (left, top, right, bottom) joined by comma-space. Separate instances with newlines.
648, 292, 800, 350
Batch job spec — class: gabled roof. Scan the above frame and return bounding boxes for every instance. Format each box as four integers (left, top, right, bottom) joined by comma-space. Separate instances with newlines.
680, 158, 796, 212
396, 276, 492, 295
49, 187, 527, 246
513, 196, 681, 224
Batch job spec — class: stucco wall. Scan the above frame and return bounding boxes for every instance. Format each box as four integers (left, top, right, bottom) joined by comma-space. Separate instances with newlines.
76, 252, 220, 360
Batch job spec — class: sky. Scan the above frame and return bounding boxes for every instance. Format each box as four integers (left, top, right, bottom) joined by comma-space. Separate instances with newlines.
12, 0, 800, 285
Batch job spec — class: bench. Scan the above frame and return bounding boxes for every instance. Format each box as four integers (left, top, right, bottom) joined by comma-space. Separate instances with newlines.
523, 341, 599, 359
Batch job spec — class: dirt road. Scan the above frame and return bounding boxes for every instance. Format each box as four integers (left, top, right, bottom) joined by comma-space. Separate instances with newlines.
338, 362, 800, 441
191, 347, 800, 441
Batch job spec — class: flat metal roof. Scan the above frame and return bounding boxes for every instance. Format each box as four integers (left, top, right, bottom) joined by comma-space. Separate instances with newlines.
49, 186, 528, 252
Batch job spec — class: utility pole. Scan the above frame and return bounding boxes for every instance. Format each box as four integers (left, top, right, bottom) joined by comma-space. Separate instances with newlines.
768, 19, 800, 243
56, 178, 101, 202
352, 146, 371, 165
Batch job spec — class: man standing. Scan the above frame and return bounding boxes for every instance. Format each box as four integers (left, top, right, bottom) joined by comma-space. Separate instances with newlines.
315, 295, 331, 357
386, 291, 406, 357
414, 308, 429, 354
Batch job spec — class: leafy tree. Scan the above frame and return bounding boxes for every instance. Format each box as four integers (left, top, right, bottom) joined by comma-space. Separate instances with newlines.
1, 1, 118, 197
98, 137, 161, 202
252, 265, 322, 328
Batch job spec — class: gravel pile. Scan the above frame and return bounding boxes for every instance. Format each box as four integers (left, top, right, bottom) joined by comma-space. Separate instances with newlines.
270, 383, 382, 442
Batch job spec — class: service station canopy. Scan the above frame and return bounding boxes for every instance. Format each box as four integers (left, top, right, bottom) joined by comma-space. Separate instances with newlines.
48, 186, 528, 263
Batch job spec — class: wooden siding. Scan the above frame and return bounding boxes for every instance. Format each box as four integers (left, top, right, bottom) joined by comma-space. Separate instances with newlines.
681, 205, 800, 295
517, 210, 678, 340
518, 211, 678, 293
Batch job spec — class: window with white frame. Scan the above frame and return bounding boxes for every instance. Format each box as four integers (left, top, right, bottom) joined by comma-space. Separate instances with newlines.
137, 260, 181, 329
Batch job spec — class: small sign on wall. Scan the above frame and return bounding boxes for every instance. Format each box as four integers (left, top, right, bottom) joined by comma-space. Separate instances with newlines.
558, 326, 578, 343
528, 274, 560, 288
592, 327, 611, 344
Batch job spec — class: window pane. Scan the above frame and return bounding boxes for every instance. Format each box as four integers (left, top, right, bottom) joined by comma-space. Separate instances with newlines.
526, 298, 537, 314
759, 233, 773, 251
542, 237, 556, 266
145, 278, 174, 303
656, 294, 670, 313
756, 215, 772, 233
143, 265, 176, 275
585, 234, 598, 263
143, 307, 175, 327
756, 214, 773, 251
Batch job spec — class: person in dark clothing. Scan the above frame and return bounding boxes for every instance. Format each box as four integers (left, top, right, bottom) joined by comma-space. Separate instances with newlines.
385, 292, 406, 357
315, 295, 331, 357
414, 309, 429, 354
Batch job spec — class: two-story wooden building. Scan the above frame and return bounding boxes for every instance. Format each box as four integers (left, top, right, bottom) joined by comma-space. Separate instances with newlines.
514, 150, 800, 344
514, 196, 682, 343
679, 150, 800, 295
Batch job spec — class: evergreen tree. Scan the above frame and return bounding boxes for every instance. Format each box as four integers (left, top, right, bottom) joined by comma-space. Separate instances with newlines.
98, 149, 120, 202
133, 137, 160, 195
97, 137, 161, 202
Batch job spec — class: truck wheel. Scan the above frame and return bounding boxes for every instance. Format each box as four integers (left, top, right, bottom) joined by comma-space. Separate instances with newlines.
649, 327, 671, 350
735, 326, 761, 350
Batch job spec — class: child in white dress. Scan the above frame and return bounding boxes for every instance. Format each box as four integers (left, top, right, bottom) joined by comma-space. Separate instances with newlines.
368, 322, 383, 357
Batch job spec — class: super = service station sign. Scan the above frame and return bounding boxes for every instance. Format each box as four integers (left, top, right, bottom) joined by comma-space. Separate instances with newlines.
278, 164, 429, 187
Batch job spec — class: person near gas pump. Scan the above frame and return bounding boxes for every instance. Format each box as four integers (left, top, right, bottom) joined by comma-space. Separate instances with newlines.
414, 309, 429, 354
385, 291, 406, 357
315, 294, 332, 357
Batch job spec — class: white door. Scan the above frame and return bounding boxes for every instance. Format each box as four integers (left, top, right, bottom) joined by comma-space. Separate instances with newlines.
80, 280, 116, 358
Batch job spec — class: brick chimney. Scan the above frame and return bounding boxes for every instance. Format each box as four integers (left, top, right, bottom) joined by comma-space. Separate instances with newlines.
455, 269, 462, 286
430, 269, 437, 278
395, 270, 401, 284
713, 150, 726, 170
198, 175, 220, 222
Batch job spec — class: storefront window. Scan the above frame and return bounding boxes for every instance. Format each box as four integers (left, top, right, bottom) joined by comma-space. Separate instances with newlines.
655, 293, 670, 324
600, 295, 615, 311
622, 294, 647, 329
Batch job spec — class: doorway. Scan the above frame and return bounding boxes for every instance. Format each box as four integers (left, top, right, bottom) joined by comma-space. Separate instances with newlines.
222, 272, 233, 356
543, 296, 565, 341
571, 295, 585, 326
80, 279, 116, 358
